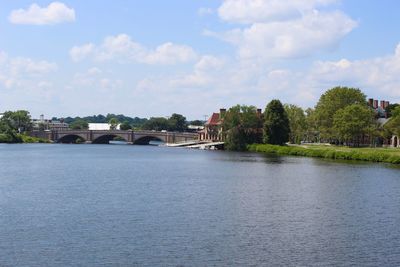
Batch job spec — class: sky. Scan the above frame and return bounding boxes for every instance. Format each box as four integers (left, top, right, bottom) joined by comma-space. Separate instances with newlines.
1, 0, 400, 120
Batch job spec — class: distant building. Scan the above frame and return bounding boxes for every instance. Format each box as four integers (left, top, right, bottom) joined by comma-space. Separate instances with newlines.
88, 123, 120, 130
32, 115, 69, 131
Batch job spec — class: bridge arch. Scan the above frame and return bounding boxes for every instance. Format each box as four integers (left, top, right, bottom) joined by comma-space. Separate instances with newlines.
57, 134, 86, 144
134, 136, 165, 145
92, 134, 129, 144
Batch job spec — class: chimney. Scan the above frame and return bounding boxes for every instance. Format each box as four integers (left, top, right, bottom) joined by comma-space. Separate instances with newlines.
368, 98, 374, 107
380, 100, 385, 109
385, 101, 390, 109
373, 100, 378, 109
219, 108, 226, 119
257, 108, 262, 117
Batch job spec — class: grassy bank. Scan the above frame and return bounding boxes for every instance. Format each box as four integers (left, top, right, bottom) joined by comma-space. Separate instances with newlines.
0, 133, 50, 144
248, 144, 400, 164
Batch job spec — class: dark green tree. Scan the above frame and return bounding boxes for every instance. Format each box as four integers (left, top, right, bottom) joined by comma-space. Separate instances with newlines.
69, 119, 88, 130
385, 103, 400, 118
314, 86, 366, 140
263, 100, 290, 145
168, 113, 187, 132
120, 121, 132, 130
222, 105, 263, 150
142, 117, 170, 131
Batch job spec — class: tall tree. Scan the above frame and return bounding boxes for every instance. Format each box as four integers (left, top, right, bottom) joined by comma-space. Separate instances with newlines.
333, 104, 375, 146
263, 100, 290, 145
284, 104, 307, 144
168, 113, 187, 132
315, 86, 366, 140
222, 105, 263, 150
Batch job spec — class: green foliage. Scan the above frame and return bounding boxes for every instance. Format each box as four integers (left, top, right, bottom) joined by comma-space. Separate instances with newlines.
333, 104, 375, 146
385, 106, 400, 136
120, 121, 132, 130
108, 118, 119, 130
315, 87, 366, 140
0, 110, 32, 143
1, 110, 32, 133
385, 103, 400, 118
263, 100, 290, 145
284, 104, 307, 144
304, 108, 319, 142
142, 113, 188, 131
142, 117, 170, 131
189, 120, 204, 126
57, 114, 148, 129
168, 113, 187, 132
248, 144, 400, 164
69, 119, 88, 130
222, 105, 263, 151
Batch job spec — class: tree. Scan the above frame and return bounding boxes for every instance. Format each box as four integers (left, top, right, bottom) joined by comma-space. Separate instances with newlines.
120, 121, 132, 130
168, 113, 187, 132
305, 108, 319, 143
333, 104, 375, 146
189, 120, 204, 126
69, 119, 88, 130
315, 87, 366, 140
1, 110, 32, 133
108, 118, 119, 130
222, 105, 263, 151
385, 103, 400, 118
142, 117, 170, 131
284, 104, 307, 144
385, 106, 400, 137
263, 100, 290, 145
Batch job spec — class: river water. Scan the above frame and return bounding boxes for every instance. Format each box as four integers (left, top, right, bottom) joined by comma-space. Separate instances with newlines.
0, 144, 400, 266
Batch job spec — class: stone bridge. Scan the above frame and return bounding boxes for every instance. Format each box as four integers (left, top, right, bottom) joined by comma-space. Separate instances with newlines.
31, 130, 199, 144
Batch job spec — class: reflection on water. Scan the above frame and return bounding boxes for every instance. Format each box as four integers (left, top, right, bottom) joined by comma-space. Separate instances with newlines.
0, 144, 399, 266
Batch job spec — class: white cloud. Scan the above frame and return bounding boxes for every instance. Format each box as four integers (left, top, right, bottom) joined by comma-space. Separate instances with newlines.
218, 0, 338, 24
70, 34, 198, 65
310, 43, 400, 99
9, 2, 75, 25
0, 51, 57, 91
70, 44, 94, 62
209, 0, 356, 60
72, 67, 122, 90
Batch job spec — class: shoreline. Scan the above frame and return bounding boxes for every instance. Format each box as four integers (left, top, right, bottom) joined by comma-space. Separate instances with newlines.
248, 144, 400, 164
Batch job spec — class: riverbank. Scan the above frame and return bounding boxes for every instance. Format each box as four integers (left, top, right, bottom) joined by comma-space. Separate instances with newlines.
248, 144, 400, 164
0, 134, 50, 144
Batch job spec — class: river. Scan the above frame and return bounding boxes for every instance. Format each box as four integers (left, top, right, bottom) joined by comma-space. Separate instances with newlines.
1, 144, 400, 266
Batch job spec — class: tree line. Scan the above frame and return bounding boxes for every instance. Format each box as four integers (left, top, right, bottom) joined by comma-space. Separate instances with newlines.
67, 113, 193, 132
222, 86, 400, 150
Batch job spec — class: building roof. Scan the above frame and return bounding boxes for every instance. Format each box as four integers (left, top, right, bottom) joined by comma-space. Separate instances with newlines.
205, 113, 221, 126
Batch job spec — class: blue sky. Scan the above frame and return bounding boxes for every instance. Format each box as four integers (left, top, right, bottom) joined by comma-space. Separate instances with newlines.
1, 0, 400, 119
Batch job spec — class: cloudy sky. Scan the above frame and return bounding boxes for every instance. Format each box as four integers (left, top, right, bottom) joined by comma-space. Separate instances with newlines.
1, 0, 400, 119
